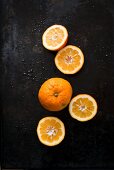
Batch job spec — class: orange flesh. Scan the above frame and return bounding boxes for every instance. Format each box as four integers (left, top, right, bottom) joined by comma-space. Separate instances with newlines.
72, 98, 95, 118
39, 119, 62, 142
57, 48, 81, 71
46, 28, 64, 47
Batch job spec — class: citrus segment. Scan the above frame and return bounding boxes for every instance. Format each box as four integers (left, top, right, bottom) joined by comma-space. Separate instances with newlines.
37, 117, 65, 146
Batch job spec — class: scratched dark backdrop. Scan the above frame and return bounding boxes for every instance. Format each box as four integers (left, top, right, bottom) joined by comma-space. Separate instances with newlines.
1, 0, 114, 169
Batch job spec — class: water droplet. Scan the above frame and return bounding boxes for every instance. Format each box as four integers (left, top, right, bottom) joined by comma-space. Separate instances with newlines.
28, 73, 31, 76
21, 59, 25, 62
23, 72, 26, 75
28, 69, 33, 73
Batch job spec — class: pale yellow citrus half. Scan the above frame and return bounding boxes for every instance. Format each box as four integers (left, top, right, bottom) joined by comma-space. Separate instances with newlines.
55, 45, 84, 74
69, 94, 98, 121
42, 25, 68, 51
37, 117, 65, 146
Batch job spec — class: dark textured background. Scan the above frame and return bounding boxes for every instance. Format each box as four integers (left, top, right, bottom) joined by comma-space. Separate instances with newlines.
1, 0, 114, 169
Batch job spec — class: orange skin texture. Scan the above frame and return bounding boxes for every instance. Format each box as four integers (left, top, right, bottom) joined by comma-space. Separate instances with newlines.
38, 78, 73, 111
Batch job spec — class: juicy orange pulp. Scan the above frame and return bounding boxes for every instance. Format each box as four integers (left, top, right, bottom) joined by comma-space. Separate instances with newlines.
37, 117, 65, 146
42, 25, 68, 51
55, 45, 84, 74
72, 98, 95, 117
46, 28, 65, 47
69, 94, 98, 121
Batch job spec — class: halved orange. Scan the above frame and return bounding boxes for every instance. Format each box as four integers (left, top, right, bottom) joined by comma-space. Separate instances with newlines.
42, 25, 68, 51
69, 94, 98, 121
37, 117, 65, 146
55, 45, 84, 74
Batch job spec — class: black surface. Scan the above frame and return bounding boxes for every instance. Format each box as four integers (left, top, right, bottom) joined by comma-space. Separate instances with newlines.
1, 0, 114, 169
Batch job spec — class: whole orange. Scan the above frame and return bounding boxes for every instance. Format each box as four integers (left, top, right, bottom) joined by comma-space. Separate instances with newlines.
38, 78, 73, 111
